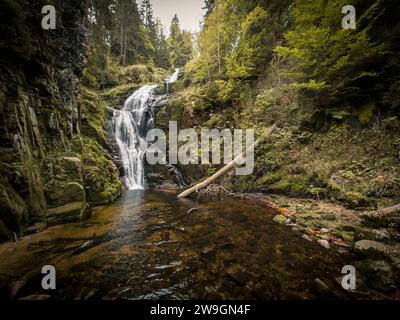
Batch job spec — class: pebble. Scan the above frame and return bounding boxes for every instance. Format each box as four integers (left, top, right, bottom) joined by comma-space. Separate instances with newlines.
302, 235, 312, 241
318, 239, 330, 249
320, 228, 329, 233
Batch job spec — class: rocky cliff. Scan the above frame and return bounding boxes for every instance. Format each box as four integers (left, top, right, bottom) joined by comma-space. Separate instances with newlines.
0, 0, 121, 242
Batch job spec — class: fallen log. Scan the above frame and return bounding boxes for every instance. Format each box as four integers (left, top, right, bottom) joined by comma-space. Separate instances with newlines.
177, 124, 277, 199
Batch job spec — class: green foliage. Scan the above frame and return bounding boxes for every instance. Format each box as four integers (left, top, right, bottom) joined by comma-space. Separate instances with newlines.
168, 15, 193, 68
276, 0, 400, 121
225, 6, 271, 80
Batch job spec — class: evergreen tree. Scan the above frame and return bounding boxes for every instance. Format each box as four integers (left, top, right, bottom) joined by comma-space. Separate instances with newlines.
168, 14, 191, 68
154, 18, 171, 69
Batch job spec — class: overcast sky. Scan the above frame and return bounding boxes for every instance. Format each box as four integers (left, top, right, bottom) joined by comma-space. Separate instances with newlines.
146, 0, 205, 34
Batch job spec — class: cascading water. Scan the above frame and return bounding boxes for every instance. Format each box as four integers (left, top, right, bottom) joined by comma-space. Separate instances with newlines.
112, 85, 158, 190
112, 69, 180, 190
165, 68, 179, 94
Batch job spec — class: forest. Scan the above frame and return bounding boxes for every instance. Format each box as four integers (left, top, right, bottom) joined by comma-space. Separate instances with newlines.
0, 0, 399, 301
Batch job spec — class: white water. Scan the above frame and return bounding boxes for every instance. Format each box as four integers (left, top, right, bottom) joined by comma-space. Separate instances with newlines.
165, 68, 179, 94
112, 69, 180, 190
112, 85, 158, 190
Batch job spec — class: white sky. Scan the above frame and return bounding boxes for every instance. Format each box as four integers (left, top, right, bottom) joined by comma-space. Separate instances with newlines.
146, 0, 205, 34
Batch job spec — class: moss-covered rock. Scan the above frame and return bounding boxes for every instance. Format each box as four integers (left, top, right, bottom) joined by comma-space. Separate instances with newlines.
83, 138, 121, 205
101, 83, 141, 108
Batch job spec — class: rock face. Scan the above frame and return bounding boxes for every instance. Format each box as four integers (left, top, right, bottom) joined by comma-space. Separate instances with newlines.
0, 1, 121, 241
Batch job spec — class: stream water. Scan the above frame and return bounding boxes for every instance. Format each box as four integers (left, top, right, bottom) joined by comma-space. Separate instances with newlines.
0, 70, 358, 300
0, 190, 356, 300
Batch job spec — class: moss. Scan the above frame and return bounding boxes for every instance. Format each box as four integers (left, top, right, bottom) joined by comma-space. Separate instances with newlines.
101, 83, 141, 107
81, 69, 100, 90
117, 64, 155, 84
82, 138, 121, 205
78, 85, 122, 206
309, 187, 329, 198
47, 202, 83, 217
255, 174, 282, 187
357, 104, 376, 125
169, 80, 185, 93
80, 86, 108, 147
271, 175, 311, 196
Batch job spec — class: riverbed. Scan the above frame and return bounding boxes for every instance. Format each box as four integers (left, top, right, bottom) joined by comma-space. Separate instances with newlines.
0, 190, 357, 300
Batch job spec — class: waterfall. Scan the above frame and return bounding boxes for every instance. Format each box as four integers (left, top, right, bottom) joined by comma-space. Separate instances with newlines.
165, 68, 180, 94
112, 85, 158, 190
112, 69, 180, 190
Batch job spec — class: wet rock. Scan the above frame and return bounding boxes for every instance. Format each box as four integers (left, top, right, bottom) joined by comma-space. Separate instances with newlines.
318, 239, 330, 249
47, 202, 83, 218
45, 181, 85, 208
273, 214, 287, 224
354, 240, 390, 259
356, 259, 398, 293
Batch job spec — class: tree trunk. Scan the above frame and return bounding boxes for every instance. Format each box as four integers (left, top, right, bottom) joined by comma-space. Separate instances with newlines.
177, 124, 277, 198
120, 24, 124, 60
123, 31, 127, 66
